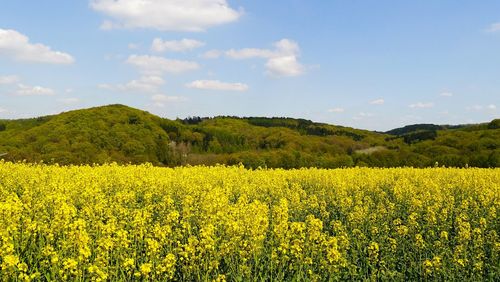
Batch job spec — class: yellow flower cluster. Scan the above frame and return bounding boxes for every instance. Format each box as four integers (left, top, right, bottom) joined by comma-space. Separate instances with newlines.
0, 162, 498, 280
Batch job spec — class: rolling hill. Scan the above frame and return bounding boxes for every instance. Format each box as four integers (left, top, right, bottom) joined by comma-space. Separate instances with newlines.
0, 104, 498, 168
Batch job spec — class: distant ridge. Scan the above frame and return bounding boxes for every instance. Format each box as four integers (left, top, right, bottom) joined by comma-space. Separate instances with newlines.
385, 123, 473, 135
0, 104, 498, 168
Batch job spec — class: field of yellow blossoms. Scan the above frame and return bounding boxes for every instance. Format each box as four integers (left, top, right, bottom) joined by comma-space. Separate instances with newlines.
0, 161, 499, 281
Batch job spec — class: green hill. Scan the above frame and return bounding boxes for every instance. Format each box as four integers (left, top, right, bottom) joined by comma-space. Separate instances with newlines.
0, 105, 498, 168
0, 105, 172, 164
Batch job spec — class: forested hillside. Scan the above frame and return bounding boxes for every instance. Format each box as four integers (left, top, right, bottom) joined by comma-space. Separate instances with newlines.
0, 104, 498, 168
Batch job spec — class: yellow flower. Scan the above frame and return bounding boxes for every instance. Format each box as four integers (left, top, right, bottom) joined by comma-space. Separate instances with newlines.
1, 254, 19, 269
17, 262, 28, 273
367, 242, 379, 264
432, 256, 442, 271
63, 258, 78, 270
123, 258, 135, 269
214, 274, 226, 282
387, 238, 397, 252
415, 234, 425, 249
423, 259, 433, 275
140, 263, 153, 277
440, 231, 449, 241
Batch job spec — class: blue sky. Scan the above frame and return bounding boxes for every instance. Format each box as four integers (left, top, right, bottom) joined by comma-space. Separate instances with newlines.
0, 0, 499, 131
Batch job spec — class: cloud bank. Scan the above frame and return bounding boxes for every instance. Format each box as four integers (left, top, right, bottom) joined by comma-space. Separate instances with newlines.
0, 29, 74, 64
90, 0, 242, 31
226, 39, 305, 77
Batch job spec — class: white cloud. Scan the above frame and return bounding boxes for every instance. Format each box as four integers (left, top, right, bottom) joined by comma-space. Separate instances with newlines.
186, 80, 248, 91
487, 104, 497, 110
225, 39, 305, 77
439, 92, 453, 97
126, 55, 199, 75
98, 55, 199, 93
328, 107, 345, 113
58, 97, 81, 104
0, 107, 7, 113
266, 55, 304, 77
152, 38, 205, 52
274, 39, 300, 55
151, 94, 187, 107
15, 84, 55, 96
201, 49, 222, 59
1, 77, 56, 97
226, 48, 275, 59
0, 28, 74, 64
90, 0, 242, 32
409, 102, 434, 109
370, 98, 384, 105
485, 22, 500, 33
151, 94, 185, 102
99, 75, 165, 93
123, 76, 165, 92
0, 75, 19, 84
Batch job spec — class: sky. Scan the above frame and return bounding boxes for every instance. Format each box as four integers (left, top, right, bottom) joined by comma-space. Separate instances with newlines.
0, 0, 499, 131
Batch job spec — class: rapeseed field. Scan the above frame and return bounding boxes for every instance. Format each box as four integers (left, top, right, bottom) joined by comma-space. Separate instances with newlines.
0, 162, 498, 281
